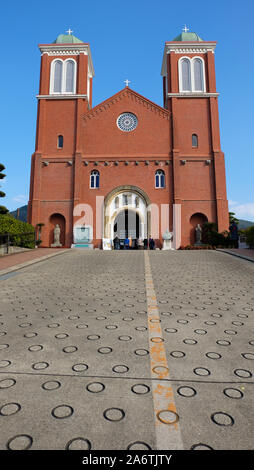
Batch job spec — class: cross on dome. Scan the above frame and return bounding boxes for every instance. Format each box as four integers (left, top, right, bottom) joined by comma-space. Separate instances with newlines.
182, 25, 189, 33
124, 79, 131, 87
66, 28, 73, 35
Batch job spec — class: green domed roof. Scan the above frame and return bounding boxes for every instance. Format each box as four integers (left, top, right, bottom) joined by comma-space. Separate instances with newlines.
53, 33, 84, 44
173, 31, 203, 42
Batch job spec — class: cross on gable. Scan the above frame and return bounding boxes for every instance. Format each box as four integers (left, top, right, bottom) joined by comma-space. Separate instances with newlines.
182, 25, 189, 33
124, 79, 131, 87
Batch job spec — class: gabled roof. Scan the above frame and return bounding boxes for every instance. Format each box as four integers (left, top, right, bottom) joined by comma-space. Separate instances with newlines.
83, 87, 170, 121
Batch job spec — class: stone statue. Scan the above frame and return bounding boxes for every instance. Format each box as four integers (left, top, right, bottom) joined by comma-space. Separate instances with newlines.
195, 224, 202, 245
162, 230, 174, 250
51, 224, 62, 247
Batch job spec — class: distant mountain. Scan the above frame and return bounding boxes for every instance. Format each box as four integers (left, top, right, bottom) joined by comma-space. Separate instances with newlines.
238, 219, 254, 230
10, 205, 28, 223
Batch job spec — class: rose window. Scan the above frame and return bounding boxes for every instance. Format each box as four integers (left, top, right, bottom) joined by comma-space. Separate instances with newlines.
117, 113, 138, 132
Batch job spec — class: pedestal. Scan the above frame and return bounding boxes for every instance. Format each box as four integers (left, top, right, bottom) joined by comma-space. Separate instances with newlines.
163, 239, 173, 250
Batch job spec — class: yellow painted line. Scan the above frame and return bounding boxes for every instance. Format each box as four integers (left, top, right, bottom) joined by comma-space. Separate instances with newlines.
144, 251, 183, 450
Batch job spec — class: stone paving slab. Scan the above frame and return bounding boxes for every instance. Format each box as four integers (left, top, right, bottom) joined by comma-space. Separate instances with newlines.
218, 248, 254, 262
0, 248, 69, 276
0, 250, 253, 450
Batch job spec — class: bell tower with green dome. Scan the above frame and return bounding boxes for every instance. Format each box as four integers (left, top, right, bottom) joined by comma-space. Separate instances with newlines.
161, 26, 228, 240
28, 31, 95, 242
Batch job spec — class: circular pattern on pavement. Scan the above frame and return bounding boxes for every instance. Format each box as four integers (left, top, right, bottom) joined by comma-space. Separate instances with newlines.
66, 438, 92, 450
157, 410, 179, 425
86, 382, 105, 393
211, 412, 234, 426
52, 405, 74, 419
223, 388, 244, 399
103, 408, 125, 422
177, 386, 197, 397
42, 381, 61, 390
0, 403, 21, 416
6, 434, 33, 450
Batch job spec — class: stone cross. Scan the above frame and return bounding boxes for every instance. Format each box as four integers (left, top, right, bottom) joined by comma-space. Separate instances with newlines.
124, 79, 131, 87
182, 25, 189, 33
66, 28, 73, 35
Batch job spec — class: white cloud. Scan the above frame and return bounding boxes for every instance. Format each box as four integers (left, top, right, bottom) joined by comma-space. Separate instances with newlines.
229, 200, 254, 220
0, 177, 7, 186
12, 194, 28, 204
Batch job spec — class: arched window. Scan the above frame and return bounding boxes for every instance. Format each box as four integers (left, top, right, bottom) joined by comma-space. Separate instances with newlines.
90, 170, 100, 189
65, 60, 75, 93
50, 59, 76, 94
193, 58, 204, 91
115, 196, 119, 209
178, 57, 205, 93
123, 194, 128, 206
155, 170, 165, 188
57, 135, 63, 148
180, 58, 191, 91
192, 134, 198, 148
53, 60, 63, 93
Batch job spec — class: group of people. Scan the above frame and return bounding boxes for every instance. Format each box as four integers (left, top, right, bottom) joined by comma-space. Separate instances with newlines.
113, 236, 156, 250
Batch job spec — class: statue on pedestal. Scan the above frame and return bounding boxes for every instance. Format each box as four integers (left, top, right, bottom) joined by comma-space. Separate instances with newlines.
51, 224, 62, 247
162, 230, 174, 250
195, 224, 202, 245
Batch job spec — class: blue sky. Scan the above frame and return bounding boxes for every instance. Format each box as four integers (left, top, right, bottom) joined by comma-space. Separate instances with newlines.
1, 0, 253, 221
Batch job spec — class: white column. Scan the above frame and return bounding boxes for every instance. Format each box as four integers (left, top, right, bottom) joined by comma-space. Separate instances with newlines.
173, 204, 181, 249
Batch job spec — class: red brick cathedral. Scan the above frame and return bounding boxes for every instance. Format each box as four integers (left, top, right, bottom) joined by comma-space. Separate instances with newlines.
28, 29, 228, 249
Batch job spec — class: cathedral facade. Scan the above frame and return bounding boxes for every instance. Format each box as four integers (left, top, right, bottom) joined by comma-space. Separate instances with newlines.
28, 30, 228, 249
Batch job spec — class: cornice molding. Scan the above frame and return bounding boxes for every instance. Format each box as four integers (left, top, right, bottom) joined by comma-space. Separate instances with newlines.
41, 49, 87, 56
161, 42, 216, 76
39, 44, 95, 77
167, 92, 219, 98
36, 94, 88, 100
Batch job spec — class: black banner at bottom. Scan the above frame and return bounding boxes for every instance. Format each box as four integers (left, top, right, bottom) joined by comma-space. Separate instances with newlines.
0, 450, 251, 467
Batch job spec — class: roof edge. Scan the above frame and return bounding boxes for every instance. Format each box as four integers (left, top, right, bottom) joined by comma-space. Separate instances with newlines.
84, 87, 170, 117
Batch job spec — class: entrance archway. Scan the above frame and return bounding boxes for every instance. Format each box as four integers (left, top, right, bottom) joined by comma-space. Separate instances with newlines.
104, 186, 150, 245
114, 209, 141, 247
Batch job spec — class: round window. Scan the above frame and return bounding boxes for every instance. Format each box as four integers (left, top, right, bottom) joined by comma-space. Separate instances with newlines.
117, 113, 138, 132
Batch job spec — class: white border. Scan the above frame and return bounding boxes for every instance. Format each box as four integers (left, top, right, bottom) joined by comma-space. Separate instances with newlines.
90, 170, 100, 189
178, 56, 206, 93
49, 58, 77, 95
155, 169, 166, 189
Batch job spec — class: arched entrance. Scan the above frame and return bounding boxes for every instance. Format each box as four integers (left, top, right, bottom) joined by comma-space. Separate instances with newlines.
49, 213, 66, 246
114, 209, 141, 248
104, 186, 150, 247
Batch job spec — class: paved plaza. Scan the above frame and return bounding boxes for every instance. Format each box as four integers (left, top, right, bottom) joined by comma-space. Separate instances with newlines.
0, 249, 253, 450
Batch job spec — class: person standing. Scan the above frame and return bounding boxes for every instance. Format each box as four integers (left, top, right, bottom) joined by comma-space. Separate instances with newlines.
149, 238, 155, 250
124, 237, 130, 249
229, 221, 239, 248
114, 235, 120, 250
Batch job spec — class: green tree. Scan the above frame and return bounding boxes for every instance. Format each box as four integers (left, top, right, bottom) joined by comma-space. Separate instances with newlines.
0, 163, 8, 215
229, 211, 239, 225
0, 214, 35, 248
202, 221, 232, 247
